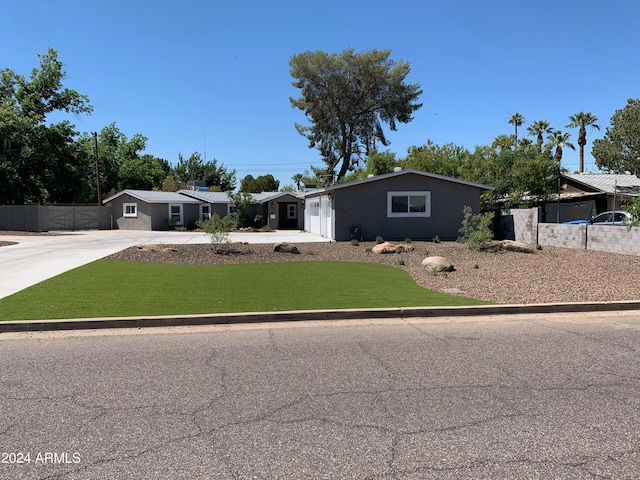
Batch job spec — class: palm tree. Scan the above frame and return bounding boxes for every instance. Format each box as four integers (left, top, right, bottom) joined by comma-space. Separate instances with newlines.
547, 130, 576, 163
508, 113, 526, 144
526, 120, 553, 152
291, 173, 304, 191
517, 138, 534, 151
566, 111, 600, 172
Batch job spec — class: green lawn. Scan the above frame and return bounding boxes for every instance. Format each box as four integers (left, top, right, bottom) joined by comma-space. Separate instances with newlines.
0, 260, 490, 320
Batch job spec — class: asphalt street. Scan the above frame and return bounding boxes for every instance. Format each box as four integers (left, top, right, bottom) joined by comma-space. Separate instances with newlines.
1, 311, 639, 479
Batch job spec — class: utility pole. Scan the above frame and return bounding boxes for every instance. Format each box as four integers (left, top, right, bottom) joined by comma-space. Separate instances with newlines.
92, 132, 102, 205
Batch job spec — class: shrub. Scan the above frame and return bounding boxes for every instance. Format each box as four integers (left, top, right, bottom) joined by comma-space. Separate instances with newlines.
404, 237, 412, 244
375, 235, 384, 244
624, 197, 640, 226
351, 239, 359, 246
196, 213, 236, 252
397, 259, 405, 266
432, 235, 440, 243
457, 206, 494, 250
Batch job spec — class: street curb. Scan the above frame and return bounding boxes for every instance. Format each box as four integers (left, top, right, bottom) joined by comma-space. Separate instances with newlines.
2, 301, 640, 333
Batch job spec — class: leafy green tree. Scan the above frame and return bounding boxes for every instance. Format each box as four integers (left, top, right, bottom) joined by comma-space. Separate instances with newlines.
364, 150, 398, 176
566, 111, 600, 172
593, 99, 640, 174
508, 113, 525, 144
161, 175, 183, 192
118, 154, 166, 190
546, 130, 575, 163
227, 191, 254, 227
239, 174, 279, 192
0, 48, 93, 204
280, 184, 296, 192
289, 48, 422, 182
77, 123, 151, 196
402, 140, 468, 178
173, 152, 236, 191
492, 134, 516, 152
526, 120, 553, 152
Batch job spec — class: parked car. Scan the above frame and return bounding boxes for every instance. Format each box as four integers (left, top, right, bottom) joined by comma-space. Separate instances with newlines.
590, 211, 632, 225
563, 211, 633, 225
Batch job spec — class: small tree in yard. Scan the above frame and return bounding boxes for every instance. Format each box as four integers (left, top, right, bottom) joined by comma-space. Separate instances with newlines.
196, 213, 236, 252
228, 191, 254, 228
458, 206, 494, 249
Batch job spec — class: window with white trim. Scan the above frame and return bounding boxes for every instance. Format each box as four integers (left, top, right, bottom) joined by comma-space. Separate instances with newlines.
200, 204, 212, 220
387, 191, 431, 218
168, 204, 183, 225
123, 203, 138, 218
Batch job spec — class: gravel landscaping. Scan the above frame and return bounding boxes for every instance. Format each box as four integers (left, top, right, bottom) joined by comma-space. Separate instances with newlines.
107, 240, 640, 305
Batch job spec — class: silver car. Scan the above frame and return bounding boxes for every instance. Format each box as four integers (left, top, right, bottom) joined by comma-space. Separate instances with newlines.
591, 210, 633, 225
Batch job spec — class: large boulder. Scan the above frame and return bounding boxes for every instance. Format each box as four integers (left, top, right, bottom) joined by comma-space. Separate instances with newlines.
274, 242, 299, 254
372, 242, 397, 254
482, 240, 536, 254
372, 242, 415, 254
421, 256, 455, 272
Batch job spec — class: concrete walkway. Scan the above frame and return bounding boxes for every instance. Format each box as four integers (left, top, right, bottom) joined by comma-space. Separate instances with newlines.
0, 230, 329, 300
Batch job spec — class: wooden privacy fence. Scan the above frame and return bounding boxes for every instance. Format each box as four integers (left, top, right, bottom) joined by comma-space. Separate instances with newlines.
0, 205, 112, 232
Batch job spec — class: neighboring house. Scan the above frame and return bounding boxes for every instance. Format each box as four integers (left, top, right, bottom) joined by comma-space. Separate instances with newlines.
545, 173, 640, 223
103, 190, 202, 230
179, 190, 304, 230
303, 169, 494, 241
104, 189, 305, 231
562, 173, 640, 211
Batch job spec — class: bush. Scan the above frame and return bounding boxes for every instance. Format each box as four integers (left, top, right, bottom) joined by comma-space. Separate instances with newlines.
432, 235, 440, 243
457, 206, 494, 250
624, 197, 640, 226
375, 235, 384, 244
196, 213, 236, 252
351, 239, 359, 246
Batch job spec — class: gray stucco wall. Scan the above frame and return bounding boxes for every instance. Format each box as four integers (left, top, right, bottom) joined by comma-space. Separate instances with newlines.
110, 195, 153, 230
330, 174, 483, 241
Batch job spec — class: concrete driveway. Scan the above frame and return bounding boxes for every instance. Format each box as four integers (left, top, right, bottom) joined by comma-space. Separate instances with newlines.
0, 230, 329, 300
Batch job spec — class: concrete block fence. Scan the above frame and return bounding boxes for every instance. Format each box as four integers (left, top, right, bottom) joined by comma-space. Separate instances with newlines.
500, 207, 640, 256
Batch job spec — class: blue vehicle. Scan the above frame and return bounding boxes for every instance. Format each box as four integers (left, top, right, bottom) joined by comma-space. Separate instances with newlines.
563, 211, 632, 225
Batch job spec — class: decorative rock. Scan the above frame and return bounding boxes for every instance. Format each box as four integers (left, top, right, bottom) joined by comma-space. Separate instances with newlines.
135, 244, 177, 253
372, 242, 397, 254
274, 242, 299, 254
481, 240, 536, 253
499, 240, 536, 254
421, 256, 455, 272
395, 244, 415, 253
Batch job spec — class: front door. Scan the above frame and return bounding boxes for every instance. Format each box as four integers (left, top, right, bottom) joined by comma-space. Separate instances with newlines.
278, 202, 298, 229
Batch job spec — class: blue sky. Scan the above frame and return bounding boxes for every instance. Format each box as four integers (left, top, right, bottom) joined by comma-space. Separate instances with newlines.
3, 0, 639, 188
